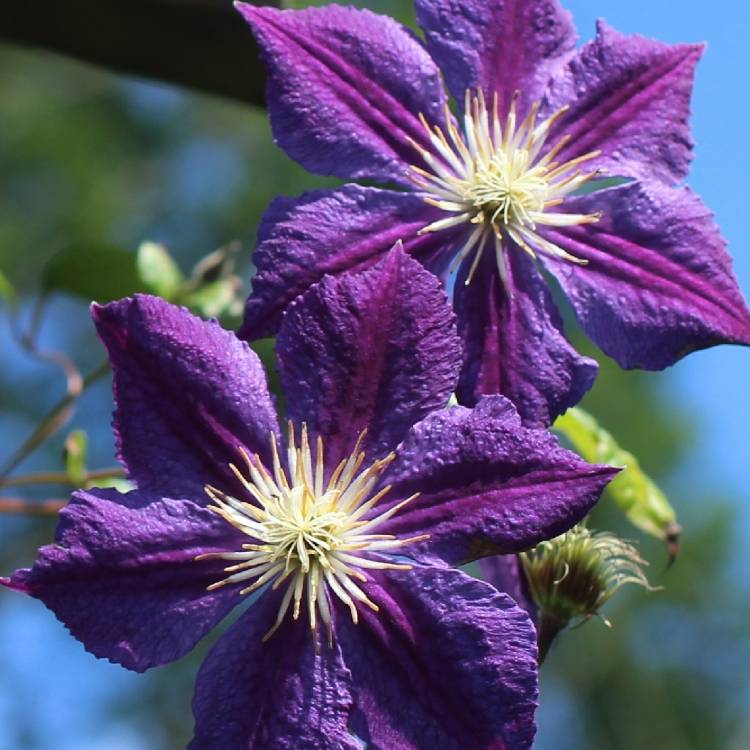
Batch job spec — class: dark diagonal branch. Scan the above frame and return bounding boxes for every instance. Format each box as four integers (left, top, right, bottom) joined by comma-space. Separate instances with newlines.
0, 0, 279, 106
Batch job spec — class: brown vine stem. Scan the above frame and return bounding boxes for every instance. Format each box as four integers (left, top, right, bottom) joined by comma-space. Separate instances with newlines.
0, 359, 111, 480
0, 497, 66, 516
12, 294, 84, 398
0, 467, 124, 488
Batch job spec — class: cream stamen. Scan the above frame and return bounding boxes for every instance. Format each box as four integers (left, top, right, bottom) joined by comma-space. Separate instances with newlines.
197, 425, 425, 642
410, 90, 602, 293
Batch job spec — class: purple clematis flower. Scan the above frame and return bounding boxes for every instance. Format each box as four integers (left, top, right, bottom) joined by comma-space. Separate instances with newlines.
2, 248, 616, 749
236, 0, 750, 427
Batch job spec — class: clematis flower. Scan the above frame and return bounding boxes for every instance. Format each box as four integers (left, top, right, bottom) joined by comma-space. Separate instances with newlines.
2, 248, 616, 749
236, 0, 750, 427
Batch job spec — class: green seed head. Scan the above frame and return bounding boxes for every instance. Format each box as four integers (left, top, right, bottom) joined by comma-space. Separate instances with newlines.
521, 525, 653, 629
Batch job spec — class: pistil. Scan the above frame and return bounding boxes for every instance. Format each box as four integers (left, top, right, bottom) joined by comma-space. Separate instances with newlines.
409, 90, 603, 291
197, 424, 425, 643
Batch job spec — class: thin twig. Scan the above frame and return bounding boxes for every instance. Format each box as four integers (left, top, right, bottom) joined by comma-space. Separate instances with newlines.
0, 497, 66, 516
10, 294, 84, 398
0, 359, 111, 480
0, 467, 124, 488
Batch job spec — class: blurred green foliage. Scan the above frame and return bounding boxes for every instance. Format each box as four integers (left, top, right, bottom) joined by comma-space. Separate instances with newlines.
555, 407, 679, 546
43, 242, 143, 302
0, 6, 747, 750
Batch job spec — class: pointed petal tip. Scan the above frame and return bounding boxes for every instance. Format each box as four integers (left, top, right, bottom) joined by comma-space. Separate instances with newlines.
594, 17, 705, 58
90, 292, 156, 319
600, 463, 623, 481
15, 490, 246, 673
277, 234, 461, 464
89, 300, 104, 322
233, 1, 280, 37
90, 293, 147, 334
365, 237, 449, 305
233, 0, 263, 20
543, 180, 750, 369
383, 238, 412, 268
0, 571, 31, 595
90, 296, 123, 333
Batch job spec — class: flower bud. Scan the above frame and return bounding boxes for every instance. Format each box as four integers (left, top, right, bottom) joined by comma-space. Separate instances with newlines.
521, 525, 653, 662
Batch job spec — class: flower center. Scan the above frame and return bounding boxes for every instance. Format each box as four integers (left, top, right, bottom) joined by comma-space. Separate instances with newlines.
409, 90, 602, 290
198, 424, 424, 643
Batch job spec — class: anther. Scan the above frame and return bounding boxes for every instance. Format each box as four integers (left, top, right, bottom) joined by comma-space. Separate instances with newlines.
201, 424, 423, 644
407, 90, 602, 288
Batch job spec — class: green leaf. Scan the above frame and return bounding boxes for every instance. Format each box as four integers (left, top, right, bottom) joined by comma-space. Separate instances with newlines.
63, 429, 88, 486
190, 244, 238, 285
85, 475, 134, 492
136, 241, 184, 299
554, 407, 680, 553
0, 268, 16, 308
571, 176, 632, 196
183, 278, 242, 319
43, 243, 142, 302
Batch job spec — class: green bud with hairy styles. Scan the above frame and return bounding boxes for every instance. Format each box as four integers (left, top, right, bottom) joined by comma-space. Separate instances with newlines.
521, 525, 654, 663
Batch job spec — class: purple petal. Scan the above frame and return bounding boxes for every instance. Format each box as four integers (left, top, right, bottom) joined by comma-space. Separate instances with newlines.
93, 295, 280, 498
379, 396, 617, 566
190, 593, 359, 750
415, 0, 576, 115
236, 3, 446, 185
540, 180, 750, 369
479, 554, 537, 624
454, 246, 597, 427
542, 21, 702, 183
3, 488, 243, 672
344, 565, 538, 749
240, 185, 444, 340
191, 566, 538, 749
277, 245, 461, 467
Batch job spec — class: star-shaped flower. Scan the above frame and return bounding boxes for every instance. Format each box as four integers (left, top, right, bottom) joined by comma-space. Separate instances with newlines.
236, 0, 750, 426
2, 248, 615, 749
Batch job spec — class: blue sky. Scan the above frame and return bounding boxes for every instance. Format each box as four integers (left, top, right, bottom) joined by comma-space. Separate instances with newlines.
565, 0, 750, 501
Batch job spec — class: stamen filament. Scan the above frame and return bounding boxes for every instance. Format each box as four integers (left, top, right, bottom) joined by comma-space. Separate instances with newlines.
409, 90, 602, 288
202, 424, 426, 643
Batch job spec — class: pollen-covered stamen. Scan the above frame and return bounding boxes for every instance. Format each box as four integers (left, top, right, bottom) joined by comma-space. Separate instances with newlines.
409, 90, 602, 290
197, 423, 425, 644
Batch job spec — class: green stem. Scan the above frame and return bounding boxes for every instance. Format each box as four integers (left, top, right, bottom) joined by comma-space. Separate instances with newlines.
537, 612, 569, 666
